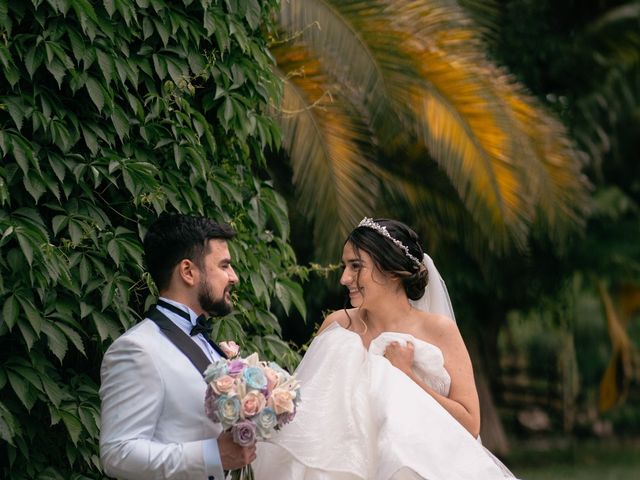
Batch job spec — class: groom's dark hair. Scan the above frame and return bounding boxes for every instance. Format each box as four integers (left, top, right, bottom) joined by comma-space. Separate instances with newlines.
143, 213, 236, 291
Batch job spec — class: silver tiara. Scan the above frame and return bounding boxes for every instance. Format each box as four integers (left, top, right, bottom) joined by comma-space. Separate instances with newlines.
357, 218, 422, 266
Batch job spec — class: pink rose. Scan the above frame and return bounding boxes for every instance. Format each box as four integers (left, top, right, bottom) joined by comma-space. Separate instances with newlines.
241, 391, 266, 417
220, 340, 240, 358
263, 367, 279, 392
212, 375, 235, 395
227, 359, 245, 376
269, 389, 295, 415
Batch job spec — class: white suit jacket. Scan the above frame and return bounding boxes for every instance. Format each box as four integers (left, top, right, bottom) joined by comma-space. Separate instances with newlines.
99, 319, 223, 479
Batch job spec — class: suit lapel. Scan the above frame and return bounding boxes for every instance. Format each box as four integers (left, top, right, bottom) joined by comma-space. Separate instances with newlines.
147, 308, 222, 375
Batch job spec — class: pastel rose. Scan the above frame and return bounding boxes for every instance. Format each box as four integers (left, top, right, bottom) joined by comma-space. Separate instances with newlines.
215, 395, 240, 430
263, 367, 279, 391
243, 366, 267, 391
227, 359, 245, 376
270, 389, 295, 415
267, 362, 290, 378
203, 360, 228, 383
255, 407, 278, 438
232, 419, 256, 447
212, 375, 235, 395
241, 391, 266, 417
219, 340, 240, 358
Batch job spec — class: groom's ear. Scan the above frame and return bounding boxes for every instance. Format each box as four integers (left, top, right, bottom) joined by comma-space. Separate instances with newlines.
175, 258, 198, 287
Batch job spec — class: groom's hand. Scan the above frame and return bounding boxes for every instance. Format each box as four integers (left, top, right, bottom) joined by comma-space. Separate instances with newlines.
217, 431, 257, 470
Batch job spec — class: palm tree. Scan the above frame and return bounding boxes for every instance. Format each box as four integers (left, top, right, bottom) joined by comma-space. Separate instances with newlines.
270, 0, 590, 262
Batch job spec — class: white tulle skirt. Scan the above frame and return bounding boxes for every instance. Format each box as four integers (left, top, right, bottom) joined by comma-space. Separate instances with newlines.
253, 323, 517, 480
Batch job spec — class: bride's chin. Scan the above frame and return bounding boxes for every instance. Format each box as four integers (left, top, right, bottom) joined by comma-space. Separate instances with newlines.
349, 296, 363, 308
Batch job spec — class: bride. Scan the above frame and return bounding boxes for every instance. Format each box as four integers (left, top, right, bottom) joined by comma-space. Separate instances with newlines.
253, 218, 517, 479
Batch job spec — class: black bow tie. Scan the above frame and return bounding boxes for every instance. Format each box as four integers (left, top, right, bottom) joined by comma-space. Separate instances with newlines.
156, 299, 212, 337
190, 315, 212, 337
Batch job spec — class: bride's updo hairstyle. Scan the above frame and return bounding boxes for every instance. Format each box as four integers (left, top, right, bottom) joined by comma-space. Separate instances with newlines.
346, 218, 428, 300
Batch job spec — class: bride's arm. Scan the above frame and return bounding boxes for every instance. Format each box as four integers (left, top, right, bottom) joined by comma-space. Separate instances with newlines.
384, 317, 481, 438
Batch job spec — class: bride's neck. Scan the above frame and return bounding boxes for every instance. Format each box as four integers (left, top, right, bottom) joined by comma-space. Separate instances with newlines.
362, 291, 412, 331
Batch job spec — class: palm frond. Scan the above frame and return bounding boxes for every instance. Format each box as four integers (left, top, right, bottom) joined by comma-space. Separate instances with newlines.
278, 0, 424, 143
575, 67, 640, 170
584, 1, 640, 68
457, 0, 501, 43
272, 43, 383, 260
274, 0, 590, 258
387, 167, 497, 262
488, 70, 592, 237
389, 1, 589, 243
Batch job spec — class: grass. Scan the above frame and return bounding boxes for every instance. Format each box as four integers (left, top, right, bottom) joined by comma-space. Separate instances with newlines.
505, 438, 640, 480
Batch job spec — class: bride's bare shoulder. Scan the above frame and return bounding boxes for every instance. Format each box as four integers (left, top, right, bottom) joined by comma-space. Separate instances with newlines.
317, 308, 357, 334
415, 310, 459, 339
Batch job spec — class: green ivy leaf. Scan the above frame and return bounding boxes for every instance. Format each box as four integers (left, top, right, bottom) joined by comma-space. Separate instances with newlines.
70, 0, 99, 40
2, 294, 19, 329
0, 402, 18, 445
249, 271, 267, 304
153, 18, 169, 46
59, 409, 82, 445
56, 321, 85, 355
4, 97, 25, 130
40, 374, 66, 408
110, 105, 130, 140
7, 370, 36, 411
278, 278, 306, 320
81, 124, 99, 154
24, 45, 44, 78
92, 310, 120, 341
78, 405, 99, 438
46, 58, 66, 87
14, 230, 35, 266
22, 171, 47, 203
103, 0, 115, 17
6, 362, 42, 392
16, 296, 43, 334
151, 54, 167, 80
96, 49, 114, 84
42, 322, 69, 363
274, 280, 291, 315
16, 317, 38, 350
107, 238, 121, 265
85, 77, 105, 112
11, 135, 35, 175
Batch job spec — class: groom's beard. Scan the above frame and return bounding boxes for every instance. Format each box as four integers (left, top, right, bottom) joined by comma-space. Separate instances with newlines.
198, 279, 233, 317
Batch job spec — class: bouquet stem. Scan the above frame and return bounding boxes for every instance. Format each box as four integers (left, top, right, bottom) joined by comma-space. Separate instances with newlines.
227, 465, 254, 480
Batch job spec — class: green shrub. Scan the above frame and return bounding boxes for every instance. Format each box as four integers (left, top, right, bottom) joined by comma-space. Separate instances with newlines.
0, 0, 303, 477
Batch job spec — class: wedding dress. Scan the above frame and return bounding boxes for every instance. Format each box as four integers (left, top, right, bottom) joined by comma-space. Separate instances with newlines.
253, 322, 517, 480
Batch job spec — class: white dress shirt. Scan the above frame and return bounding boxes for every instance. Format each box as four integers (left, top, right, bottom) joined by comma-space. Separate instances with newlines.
156, 297, 222, 364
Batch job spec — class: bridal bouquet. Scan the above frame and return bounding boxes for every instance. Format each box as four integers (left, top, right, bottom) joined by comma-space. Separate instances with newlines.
204, 342, 301, 480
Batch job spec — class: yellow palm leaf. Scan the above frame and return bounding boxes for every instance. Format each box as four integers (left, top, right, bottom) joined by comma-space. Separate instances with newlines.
272, 43, 384, 259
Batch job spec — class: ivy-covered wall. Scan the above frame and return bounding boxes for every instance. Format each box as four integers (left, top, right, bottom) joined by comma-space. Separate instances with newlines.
0, 0, 305, 478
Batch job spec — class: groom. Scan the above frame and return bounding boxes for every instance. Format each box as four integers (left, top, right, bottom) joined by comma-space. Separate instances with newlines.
99, 214, 256, 480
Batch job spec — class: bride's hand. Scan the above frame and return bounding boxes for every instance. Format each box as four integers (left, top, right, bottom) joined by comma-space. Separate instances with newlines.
383, 341, 414, 374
